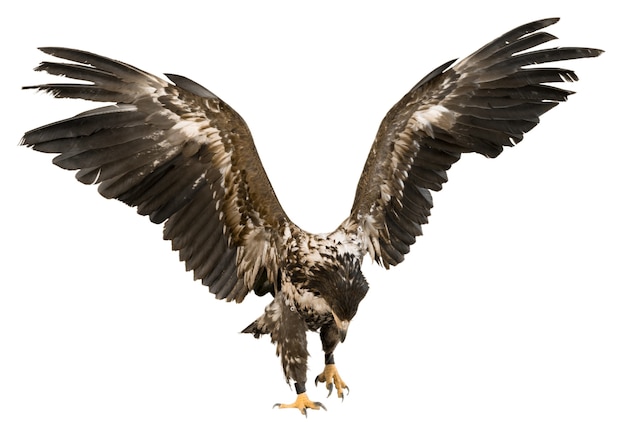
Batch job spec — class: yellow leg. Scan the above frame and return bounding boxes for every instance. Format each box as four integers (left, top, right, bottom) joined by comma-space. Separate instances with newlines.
315, 364, 349, 399
274, 393, 326, 416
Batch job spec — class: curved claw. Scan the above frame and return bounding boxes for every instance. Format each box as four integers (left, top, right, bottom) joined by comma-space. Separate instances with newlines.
339, 385, 350, 402
315, 373, 332, 397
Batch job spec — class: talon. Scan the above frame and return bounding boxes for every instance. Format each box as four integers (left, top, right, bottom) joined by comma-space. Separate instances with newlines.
274, 393, 326, 416
315, 364, 349, 400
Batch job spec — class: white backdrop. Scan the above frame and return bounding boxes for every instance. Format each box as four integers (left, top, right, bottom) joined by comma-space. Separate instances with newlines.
2, 1, 623, 429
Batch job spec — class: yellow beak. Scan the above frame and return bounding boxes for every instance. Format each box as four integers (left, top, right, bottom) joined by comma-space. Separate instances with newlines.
333, 313, 350, 342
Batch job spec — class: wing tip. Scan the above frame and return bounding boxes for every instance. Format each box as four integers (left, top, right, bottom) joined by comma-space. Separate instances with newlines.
542, 17, 560, 25
586, 48, 605, 57
36, 46, 74, 59
164, 73, 220, 99
527, 17, 560, 31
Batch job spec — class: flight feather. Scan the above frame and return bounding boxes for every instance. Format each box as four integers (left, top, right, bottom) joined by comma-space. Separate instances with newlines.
21, 47, 292, 302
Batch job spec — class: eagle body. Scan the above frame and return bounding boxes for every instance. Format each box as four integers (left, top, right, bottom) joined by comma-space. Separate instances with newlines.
21, 18, 601, 414
244, 227, 368, 386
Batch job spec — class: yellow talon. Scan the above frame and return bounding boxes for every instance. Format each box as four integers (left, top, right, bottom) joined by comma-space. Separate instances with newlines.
315, 364, 349, 399
274, 393, 326, 416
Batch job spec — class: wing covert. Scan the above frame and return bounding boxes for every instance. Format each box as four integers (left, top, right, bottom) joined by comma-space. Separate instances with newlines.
346, 18, 602, 268
21, 47, 290, 302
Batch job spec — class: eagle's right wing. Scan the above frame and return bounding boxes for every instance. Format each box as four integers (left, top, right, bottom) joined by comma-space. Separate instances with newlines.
345, 18, 602, 268
22, 48, 292, 302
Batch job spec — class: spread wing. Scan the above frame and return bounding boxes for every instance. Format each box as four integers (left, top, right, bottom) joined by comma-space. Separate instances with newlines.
345, 18, 602, 268
21, 47, 292, 302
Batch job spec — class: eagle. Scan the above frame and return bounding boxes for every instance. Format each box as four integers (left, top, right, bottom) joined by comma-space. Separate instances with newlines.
21, 18, 601, 415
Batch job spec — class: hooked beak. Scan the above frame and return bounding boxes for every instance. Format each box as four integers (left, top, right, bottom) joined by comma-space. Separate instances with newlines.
333, 313, 350, 343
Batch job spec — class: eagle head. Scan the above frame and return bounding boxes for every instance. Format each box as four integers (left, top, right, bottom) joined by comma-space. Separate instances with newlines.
308, 254, 369, 342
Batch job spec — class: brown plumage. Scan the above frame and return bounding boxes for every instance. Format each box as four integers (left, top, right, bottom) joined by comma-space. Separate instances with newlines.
21, 18, 601, 415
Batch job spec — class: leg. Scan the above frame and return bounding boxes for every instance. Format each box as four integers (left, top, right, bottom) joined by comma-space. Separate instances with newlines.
242, 294, 309, 384
247, 293, 326, 415
315, 323, 349, 399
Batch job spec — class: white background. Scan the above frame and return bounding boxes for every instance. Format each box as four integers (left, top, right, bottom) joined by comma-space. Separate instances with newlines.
1, 1, 623, 429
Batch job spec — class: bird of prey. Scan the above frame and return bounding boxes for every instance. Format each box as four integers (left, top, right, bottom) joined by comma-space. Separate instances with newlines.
21, 18, 601, 415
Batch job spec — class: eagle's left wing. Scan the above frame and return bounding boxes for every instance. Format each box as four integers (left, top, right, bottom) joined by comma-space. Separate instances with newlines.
345, 18, 602, 268
21, 48, 292, 303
